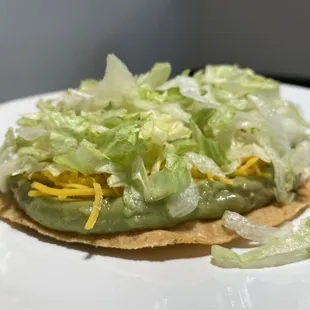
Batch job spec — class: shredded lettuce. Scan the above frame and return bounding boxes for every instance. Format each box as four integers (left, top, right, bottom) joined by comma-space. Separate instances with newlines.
185, 152, 225, 177
203, 65, 279, 95
212, 241, 310, 269
211, 211, 310, 269
54, 140, 109, 175
94, 54, 137, 107
191, 122, 228, 166
137, 62, 171, 89
166, 182, 199, 218
1, 54, 310, 228
222, 211, 294, 244
132, 154, 191, 202
79, 79, 98, 93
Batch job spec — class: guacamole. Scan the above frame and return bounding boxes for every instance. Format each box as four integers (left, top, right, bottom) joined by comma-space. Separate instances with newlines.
11, 176, 274, 234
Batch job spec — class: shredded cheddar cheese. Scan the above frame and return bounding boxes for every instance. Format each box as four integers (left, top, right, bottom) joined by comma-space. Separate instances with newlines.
84, 182, 103, 230
55, 183, 90, 189
28, 190, 49, 197
191, 167, 233, 185
30, 171, 107, 187
191, 156, 270, 185
236, 157, 259, 176
30, 181, 118, 198
191, 167, 205, 178
260, 172, 272, 179
235, 156, 271, 179
31, 182, 95, 197
28, 190, 81, 201
28, 172, 121, 230
207, 172, 215, 181
253, 164, 262, 176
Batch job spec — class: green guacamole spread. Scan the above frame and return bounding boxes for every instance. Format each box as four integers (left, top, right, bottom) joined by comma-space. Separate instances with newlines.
10, 176, 275, 234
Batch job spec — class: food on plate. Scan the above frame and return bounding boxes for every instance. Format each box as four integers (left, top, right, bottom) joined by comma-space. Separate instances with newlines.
0, 55, 310, 264
211, 208, 310, 269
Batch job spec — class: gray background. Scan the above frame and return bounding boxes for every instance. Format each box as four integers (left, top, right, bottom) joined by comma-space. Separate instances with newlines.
0, 0, 309, 102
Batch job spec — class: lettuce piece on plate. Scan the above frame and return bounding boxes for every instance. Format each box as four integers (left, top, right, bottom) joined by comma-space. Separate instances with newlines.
211, 211, 310, 268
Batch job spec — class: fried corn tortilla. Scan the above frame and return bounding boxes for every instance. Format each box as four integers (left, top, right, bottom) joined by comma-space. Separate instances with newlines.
0, 193, 308, 250
1, 57, 310, 251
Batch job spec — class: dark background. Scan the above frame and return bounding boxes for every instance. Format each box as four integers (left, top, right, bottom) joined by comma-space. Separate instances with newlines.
1, 0, 310, 102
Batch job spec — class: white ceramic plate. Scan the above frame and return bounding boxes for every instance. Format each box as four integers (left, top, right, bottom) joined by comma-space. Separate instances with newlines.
1, 84, 310, 310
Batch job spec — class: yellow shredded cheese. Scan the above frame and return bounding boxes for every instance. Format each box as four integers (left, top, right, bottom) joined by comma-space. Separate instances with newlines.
191, 156, 269, 185
236, 156, 271, 179
253, 164, 262, 176
261, 172, 272, 179
28, 190, 85, 201
84, 183, 103, 230
236, 157, 259, 176
56, 183, 90, 189
30, 171, 107, 188
30, 182, 118, 198
191, 167, 233, 185
31, 182, 95, 197
28, 190, 48, 197
207, 172, 215, 181
191, 167, 204, 178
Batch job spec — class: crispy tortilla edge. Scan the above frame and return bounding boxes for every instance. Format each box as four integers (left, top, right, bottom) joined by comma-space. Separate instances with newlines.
0, 194, 308, 249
